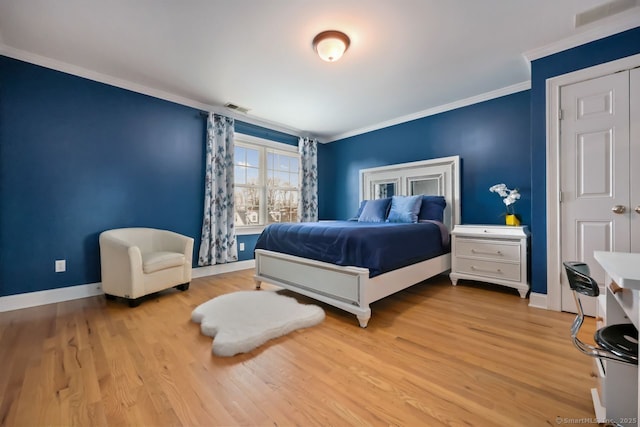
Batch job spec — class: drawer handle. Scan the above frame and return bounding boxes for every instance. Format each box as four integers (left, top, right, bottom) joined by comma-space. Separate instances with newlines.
471, 266, 503, 274
609, 281, 624, 294
471, 249, 503, 256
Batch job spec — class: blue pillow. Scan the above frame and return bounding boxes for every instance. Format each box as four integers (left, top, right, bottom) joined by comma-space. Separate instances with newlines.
349, 200, 368, 220
358, 198, 391, 223
387, 195, 423, 223
418, 195, 446, 222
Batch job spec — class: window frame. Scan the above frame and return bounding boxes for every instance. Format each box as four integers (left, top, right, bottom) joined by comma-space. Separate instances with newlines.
234, 133, 299, 235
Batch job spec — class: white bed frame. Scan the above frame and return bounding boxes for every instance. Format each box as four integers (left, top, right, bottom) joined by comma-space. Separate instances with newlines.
254, 156, 461, 327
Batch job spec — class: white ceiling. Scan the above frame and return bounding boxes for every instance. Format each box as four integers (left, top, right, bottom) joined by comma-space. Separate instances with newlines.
1, 0, 639, 141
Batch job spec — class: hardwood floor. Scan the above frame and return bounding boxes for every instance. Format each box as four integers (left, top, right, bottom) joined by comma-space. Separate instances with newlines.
0, 270, 598, 426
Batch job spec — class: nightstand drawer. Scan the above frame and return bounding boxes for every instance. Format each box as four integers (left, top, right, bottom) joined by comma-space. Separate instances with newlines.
455, 239, 520, 262
455, 258, 521, 282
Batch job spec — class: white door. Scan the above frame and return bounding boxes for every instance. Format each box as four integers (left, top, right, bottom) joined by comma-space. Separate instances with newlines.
560, 71, 630, 314
631, 67, 640, 253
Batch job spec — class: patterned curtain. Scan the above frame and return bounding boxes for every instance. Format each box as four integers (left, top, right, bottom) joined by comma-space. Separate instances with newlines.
198, 113, 238, 266
298, 137, 318, 222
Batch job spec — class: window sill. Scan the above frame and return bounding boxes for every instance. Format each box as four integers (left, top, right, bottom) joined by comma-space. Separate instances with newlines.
236, 226, 266, 236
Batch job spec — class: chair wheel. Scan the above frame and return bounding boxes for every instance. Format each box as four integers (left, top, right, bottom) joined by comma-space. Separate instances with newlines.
105, 294, 116, 301
128, 298, 141, 308
176, 283, 190, 291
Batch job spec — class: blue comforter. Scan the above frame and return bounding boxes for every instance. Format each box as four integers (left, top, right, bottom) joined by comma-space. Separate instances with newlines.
254, 221, 448, 277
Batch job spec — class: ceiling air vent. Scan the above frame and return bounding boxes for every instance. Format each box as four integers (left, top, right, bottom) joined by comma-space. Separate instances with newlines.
575, 0, 639, 27
224, 103, 250, 114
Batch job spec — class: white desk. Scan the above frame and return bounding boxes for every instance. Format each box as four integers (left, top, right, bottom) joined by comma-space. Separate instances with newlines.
594, 252, 640, 296
594, 251, 640, 426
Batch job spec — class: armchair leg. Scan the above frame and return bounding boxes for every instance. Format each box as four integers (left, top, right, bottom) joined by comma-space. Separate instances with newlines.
105, 294, 116, 301
128, 298, 142, 308
175, 282, 190, 291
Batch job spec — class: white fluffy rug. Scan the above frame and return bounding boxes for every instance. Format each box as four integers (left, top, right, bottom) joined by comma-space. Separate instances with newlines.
191, 290, 325, 357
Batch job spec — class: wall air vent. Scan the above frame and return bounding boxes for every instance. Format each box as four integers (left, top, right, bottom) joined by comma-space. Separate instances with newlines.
224, 103, 250, 114
575, 0, 639, 27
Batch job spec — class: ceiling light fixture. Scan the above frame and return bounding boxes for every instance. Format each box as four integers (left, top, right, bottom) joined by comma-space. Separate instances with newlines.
312, 30, 350, 62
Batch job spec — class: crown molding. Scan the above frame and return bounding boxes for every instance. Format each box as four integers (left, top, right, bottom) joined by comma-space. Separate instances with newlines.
325, 81, 531, 143
0, 44, 306, 138
523, 9, 640, 62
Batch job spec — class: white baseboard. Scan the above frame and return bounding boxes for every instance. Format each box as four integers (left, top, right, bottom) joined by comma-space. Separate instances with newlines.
528, 292, 548, 310
0, 260, 256, 313
0, 282, 104, 313
192, 259, 255, 278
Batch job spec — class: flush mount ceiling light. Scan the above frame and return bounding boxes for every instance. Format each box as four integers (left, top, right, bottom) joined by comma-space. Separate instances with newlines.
312, 30, 350, 62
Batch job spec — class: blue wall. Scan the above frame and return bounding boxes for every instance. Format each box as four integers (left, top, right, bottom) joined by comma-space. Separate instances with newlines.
320, 91, 532, 230
0, 56, 206, 297
530, 26, 640, 294
0, 56, 297, 297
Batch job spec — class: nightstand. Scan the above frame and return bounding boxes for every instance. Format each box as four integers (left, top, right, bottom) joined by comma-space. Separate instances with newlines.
449, 224, 530, 298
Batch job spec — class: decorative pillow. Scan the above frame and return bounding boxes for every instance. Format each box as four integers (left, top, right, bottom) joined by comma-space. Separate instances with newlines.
349, 200, 368, 221
418, 195, 447, 222
386, 195, 423, 223
358, 198, 392, 223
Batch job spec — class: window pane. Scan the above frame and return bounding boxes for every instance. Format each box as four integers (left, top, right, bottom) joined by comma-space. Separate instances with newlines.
275, 171, 289, 187
267, 190, 298, 223
277, 154, 289, 171
267, 152, 274, 170
268, 151, 297, 171
289, 172, 299, 187
267, 172, 277, 187
234, 187, 261, 226
234, 166, 246, 184
246, 167, 259, 185
269, 153, 278, 171
246, 148, 259, 167
235, 146, 246, 164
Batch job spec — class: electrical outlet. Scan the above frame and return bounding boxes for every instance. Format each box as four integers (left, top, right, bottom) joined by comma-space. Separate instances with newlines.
239, 242, 245, 251
55, 259, 66, 273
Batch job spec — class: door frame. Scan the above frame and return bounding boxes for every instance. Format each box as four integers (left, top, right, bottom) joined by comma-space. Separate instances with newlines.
546, 53, 640, 311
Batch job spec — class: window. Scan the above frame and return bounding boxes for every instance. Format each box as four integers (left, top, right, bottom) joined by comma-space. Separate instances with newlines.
234, 134, 299, 231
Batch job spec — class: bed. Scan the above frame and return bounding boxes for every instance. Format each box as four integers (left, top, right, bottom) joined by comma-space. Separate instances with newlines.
254, 156, 461, 327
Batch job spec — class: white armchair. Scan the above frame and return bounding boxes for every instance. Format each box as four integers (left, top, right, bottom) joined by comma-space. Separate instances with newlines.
99, 228, 194, 307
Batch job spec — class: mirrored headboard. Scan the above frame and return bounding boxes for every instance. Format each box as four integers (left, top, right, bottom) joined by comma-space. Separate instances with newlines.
359, 156, 461, 230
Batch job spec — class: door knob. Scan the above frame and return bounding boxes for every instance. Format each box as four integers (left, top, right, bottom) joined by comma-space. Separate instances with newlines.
612, 205, 626, 214
636, 206, 640, 214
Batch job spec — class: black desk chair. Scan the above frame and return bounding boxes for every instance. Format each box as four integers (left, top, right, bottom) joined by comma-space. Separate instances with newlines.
563, 261, 638, 365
